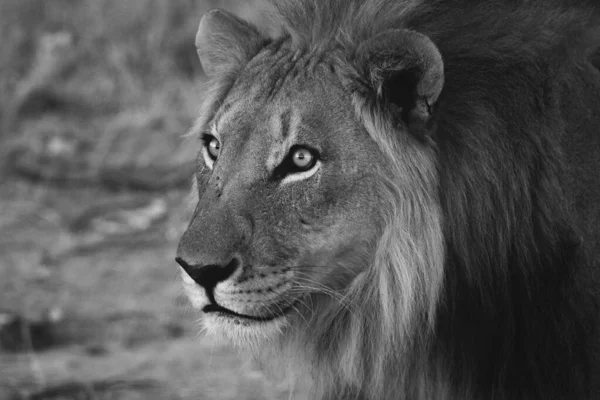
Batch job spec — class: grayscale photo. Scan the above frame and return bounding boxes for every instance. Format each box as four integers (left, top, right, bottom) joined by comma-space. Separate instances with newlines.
1, 1, 599, 399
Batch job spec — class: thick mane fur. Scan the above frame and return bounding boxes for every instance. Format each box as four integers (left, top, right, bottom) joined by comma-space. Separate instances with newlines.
201, 1, 600, 399
268, 0, 599, 58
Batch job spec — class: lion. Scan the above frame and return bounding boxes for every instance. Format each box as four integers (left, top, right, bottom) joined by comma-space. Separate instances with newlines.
175, 0, 600, 398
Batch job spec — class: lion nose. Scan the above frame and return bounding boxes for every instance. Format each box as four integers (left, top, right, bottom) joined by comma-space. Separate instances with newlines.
175, 257, 240, 292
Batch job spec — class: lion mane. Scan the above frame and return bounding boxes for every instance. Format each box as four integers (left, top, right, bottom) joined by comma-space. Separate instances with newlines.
193, 1, 600, 399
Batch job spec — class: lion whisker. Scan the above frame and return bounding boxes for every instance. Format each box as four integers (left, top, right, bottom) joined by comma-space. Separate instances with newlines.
287, 278, 357, 318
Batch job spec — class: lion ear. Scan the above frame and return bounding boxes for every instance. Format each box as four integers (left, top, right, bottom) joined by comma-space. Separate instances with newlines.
196, 9, 264, 77
356, 29, 444, 135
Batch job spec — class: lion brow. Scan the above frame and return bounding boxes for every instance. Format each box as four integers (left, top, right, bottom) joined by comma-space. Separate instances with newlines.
212, 102, 233, 132
280, 109, 292, 139
185, 101, 233, 139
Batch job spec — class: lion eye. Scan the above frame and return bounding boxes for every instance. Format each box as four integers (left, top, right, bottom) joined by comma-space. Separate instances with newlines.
201, 134, 221, 170
272, 145, 320, 182
291, 148, 314, 169
207, 137, 221, 160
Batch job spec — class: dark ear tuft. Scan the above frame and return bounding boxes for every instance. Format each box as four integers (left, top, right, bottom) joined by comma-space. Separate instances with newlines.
196, 9, 264, 77
356, 29, 444, 136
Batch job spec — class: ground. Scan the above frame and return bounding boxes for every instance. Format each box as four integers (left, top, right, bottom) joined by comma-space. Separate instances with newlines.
0, 1, 305, 399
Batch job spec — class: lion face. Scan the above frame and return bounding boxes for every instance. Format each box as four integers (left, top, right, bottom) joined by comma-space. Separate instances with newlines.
177, 5, 445, 358
177, 45, 382, 343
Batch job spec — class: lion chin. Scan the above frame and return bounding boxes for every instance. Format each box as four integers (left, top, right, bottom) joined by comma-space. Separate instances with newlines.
201, 313, 288, 346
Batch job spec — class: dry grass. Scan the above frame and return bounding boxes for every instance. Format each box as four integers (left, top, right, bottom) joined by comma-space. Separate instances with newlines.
0, 1, 303, 399
0, 0, 207, 166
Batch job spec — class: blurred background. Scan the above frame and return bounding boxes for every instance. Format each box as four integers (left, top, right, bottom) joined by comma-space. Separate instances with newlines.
0, 1, 298, 399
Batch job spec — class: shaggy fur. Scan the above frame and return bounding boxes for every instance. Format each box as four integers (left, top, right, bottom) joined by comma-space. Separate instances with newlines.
258, 1, 600, 399
186, 1, 600, 399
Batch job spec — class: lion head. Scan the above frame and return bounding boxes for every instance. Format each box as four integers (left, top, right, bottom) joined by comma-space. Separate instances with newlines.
177, 1, 598, 399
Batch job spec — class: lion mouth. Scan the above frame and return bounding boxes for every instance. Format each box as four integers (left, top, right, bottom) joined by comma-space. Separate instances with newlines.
202, 302, 297, 322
